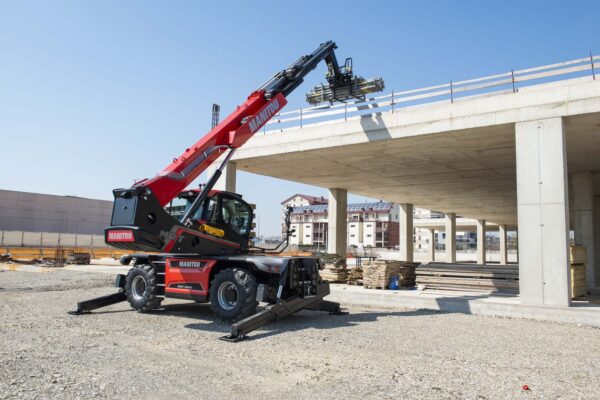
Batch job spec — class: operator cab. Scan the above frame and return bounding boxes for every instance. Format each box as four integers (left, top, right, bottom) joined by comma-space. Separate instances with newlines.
168, 190, 253, 244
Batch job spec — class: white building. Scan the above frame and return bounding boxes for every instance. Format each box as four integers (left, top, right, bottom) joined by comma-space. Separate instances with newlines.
282, 195, 399, 249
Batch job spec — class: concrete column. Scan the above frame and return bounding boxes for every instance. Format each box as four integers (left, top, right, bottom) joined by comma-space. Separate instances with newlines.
206, 161, 237, 192
515, 118, 570, 306
570, 172, 595, 288
499, 225, 508, 265
399, 203, 414, 262
327, 188, 347, 257
595, 195, 600, 287
445, 213, 456, 263
428, 228, 436, 262
477, 219, 487, 265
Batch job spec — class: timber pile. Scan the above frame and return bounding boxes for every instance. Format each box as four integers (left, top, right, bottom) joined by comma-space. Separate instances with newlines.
363, 260, 419, 289
571, 246, 587, 298
346, 267, 363, 285
416, 263, 519, 294
319, 257, 347, 283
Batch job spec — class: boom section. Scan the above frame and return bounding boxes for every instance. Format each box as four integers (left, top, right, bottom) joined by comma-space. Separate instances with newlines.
132, 41, 344, 207
141, 92, 286, 206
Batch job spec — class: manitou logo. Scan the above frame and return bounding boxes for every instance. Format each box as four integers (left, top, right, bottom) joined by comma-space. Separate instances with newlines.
169, 259, 208, 270
248, 98, 280, 133
107, 230, 134, 242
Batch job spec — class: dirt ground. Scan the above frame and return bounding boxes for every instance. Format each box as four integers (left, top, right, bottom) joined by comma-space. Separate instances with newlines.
1, 267, 600, 400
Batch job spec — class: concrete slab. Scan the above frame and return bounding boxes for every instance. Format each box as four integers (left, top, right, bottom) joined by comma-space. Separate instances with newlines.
233, 78, 600, 225
328, 284, 600, 328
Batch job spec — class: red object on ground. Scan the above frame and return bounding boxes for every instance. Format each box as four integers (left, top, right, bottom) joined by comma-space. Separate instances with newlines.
522, 384, 530, 391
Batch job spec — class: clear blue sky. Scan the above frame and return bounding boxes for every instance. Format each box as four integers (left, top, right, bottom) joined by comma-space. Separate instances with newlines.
1, 1, 599, 236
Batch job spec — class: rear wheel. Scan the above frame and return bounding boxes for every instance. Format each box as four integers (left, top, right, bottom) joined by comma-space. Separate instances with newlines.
209, 268, 257, 320
125, 264, 162, 311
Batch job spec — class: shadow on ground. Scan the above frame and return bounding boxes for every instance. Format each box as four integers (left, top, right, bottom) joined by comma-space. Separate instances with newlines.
151, 302, 448, 340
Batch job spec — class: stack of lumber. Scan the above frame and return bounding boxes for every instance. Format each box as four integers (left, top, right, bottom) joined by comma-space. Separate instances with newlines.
415, 263, 519, 294
319, 256, 347, 282
346, 267, 363, 285
570, 246, 587, 298
363, 260, 418, 289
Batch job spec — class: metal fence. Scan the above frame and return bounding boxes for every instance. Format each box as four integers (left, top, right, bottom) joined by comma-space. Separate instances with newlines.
0, 230, 108, 248
262, 53, 599, 133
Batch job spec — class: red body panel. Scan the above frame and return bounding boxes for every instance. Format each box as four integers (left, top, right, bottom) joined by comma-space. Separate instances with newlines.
164, 258, 217, 297
141, 92, 287, 206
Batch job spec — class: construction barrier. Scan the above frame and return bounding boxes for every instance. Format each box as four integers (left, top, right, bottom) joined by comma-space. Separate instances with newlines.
0, 230, 108, 248
2, 246, 129, 261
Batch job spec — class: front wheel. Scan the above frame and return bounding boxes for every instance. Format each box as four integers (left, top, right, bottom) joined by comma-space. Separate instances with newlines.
125, 264, 162, 311
209, 268, 257, 320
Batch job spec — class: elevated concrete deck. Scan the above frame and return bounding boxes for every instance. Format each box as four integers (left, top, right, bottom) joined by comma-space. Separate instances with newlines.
234, 77, 600, 225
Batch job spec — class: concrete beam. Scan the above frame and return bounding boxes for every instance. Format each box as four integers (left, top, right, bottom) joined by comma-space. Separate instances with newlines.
206, 161, 237, 192
516, 117, 570, 306
570, 172, 595, 288
399, 203, 414, 262
477, 219, 487, 265
445, 213, 456, 263
499, 225, 508, 265
429, 228, 436, 262
327, 188, 347, 257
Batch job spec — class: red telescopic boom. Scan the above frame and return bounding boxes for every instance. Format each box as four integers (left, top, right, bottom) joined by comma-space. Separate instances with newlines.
131, 41, 376, 208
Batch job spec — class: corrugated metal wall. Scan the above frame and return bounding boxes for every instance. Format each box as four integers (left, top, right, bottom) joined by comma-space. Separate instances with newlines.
0, 190, 112, 235
0, 230, 108, 248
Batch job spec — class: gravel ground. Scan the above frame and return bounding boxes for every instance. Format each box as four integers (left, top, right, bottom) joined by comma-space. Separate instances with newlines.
1, 268, 600, 399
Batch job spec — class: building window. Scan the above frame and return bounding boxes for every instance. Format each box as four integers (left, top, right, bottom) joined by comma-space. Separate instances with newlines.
350, 234, 356, 238
367, 234, 372, 237
366, 224, 371, 228
350, 224, 355, 228
305, 234, 310, 238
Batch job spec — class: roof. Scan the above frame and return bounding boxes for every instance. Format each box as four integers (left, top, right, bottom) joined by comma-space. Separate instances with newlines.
281, 193, 328, 205
290, 201, 394, 215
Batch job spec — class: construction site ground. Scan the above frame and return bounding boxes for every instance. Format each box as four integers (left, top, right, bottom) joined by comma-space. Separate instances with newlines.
2, 265, 600, 399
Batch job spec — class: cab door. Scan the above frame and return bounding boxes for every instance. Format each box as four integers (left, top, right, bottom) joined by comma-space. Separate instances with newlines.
202, 193, 253, 245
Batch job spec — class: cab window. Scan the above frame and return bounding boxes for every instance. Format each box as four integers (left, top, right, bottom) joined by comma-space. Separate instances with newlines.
203, 197, 218, 224
220, 197, 251, 237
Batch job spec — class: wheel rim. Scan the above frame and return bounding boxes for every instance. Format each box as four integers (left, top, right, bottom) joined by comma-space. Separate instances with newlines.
217, 281, 239, 311
131, 275, 146, 300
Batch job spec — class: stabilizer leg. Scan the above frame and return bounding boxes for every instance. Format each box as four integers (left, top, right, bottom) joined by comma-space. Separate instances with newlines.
220, 281, 347, 342
68, 290, 127, 315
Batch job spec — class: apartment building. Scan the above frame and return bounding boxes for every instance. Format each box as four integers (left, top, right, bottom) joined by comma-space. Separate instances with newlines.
282, 194, 399, 249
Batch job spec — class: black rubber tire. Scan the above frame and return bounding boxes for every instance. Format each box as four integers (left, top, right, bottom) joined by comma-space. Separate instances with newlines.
209, 268, 258, 320
125, 264, 162, 312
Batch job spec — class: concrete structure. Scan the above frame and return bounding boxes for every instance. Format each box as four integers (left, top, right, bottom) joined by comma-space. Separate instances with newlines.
445, 213, 457, 263
428, 228, 436, 261
399, 203, 413, 261
515, 118, 571, 306
499, 225, 508, 265
476, 219, 487, 264
327, 189, 347, 256
0, 189, 112, 235
211, 57, 600, 308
